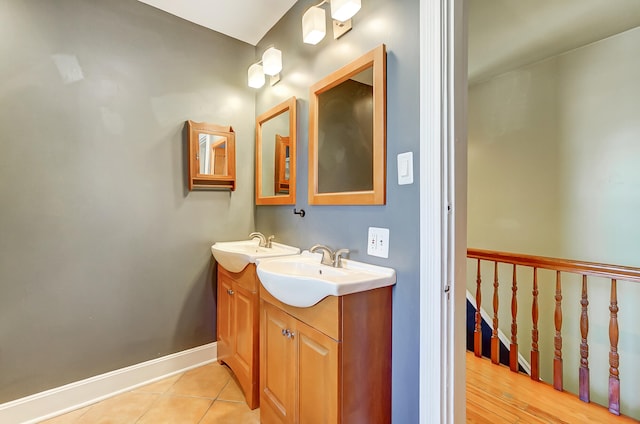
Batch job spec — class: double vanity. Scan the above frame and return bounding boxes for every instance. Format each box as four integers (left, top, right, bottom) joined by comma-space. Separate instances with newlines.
211, 234, 396, 424
207, 44, 393, 423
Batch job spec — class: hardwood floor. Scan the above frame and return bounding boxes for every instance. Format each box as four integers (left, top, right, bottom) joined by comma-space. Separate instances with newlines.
466, 352, 638, 423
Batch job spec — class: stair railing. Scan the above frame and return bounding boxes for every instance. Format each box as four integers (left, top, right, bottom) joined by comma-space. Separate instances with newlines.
467, 248, 640, 416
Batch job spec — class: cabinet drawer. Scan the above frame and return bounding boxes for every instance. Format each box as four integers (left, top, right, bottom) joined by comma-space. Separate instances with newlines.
218, 263, 258, 292
259, 284, 340, 341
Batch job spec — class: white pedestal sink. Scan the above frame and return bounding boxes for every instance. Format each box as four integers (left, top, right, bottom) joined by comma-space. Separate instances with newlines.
256, 251, 396, 307
211, 239, 300, 272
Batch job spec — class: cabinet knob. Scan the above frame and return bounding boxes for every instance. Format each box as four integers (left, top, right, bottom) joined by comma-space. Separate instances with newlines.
281, 329, 295, 339
227, 289, 234, 295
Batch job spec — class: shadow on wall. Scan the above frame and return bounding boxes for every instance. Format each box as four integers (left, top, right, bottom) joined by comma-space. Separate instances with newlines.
173, 258, 217, 348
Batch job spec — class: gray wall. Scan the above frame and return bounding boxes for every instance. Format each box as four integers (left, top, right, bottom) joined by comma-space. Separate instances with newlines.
254, 0, 421, 422
0, 0, 255, 403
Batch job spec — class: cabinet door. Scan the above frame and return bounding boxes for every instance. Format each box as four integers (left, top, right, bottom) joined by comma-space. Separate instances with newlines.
233, 283, 254, 378
217, 273, 234, 361
261, 303, 296, 424
297, 320, 339, 424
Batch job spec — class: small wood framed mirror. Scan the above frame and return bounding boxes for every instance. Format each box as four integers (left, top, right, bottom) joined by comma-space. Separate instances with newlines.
186, 121, 236, 190
308, 44, 386, 205
256, 97, 297, 205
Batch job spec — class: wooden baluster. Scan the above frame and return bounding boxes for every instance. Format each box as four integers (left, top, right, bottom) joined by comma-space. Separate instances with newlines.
579, 275, 590, 403
553, 271, 563, 391
510, 264, 518, 372
474, 259, 482, 357
531, 267, 540, 381
608, 279, 620, 415
491, 262, 499, 364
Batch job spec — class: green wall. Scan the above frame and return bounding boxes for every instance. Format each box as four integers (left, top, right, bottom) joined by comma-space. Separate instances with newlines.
468, 27, 640, 419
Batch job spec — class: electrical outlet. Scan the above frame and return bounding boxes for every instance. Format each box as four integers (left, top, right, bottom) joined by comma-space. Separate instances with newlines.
367, 227, 390, 258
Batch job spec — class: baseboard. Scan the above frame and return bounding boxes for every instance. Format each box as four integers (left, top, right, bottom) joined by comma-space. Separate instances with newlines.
0, 342, 217, 424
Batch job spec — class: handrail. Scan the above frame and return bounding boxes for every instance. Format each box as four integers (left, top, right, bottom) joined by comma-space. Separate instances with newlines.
467, 248, 640, 283
467, 247, 639, 417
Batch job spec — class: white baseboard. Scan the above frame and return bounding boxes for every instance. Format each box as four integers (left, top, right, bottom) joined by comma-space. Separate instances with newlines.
0, 342, 217, 424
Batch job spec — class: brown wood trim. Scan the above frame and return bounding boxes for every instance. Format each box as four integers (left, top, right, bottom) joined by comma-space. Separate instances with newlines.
467, 248, 640, 282
255, 97, 297, 206
308, 44, 386, 205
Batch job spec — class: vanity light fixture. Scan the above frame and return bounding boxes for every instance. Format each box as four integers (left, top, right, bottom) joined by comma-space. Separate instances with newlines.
302, 5, 326, 45
248, 63, 265, 88
247, 47, 283, 88
302, 0, 361, 44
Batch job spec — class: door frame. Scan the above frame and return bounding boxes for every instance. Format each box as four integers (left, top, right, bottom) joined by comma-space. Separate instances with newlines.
419, 0, 467, 422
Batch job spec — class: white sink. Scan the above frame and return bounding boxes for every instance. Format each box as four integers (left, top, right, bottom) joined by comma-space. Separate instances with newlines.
256, 251, 396, 307
211, 239, 300, 273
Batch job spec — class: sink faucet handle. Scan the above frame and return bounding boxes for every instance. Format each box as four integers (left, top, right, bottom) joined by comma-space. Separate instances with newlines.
333, 248, 350, 268
266, 235, 275, 248
309, 244, 335, 266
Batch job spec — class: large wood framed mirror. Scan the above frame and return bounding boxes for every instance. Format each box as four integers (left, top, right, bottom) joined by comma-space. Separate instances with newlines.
186, 121, 236, 190
308, 44, 386, 205
256, 97, 297, 205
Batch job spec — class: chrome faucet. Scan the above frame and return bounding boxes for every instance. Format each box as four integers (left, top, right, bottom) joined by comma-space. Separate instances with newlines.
309, 245, 350, 268
309, 244, 335, 266
333, 248, 350, 268
249, 232, 267, 247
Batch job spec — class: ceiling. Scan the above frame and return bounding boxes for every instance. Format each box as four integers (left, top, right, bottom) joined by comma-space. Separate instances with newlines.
136, 0, 298, 45
135, 0, 640, 78
469, 0, 640, 84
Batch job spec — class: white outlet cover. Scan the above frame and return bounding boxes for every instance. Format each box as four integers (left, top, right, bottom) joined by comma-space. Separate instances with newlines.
367, 227, 390, 258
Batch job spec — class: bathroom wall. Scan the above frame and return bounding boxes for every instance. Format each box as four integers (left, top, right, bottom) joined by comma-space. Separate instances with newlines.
468, 27, 640, 418
254, 0, 421, 422
0, 0, 255, 403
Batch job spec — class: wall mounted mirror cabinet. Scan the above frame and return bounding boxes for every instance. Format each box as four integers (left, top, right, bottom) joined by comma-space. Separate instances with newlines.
309, 44, 386, 205
256, 97, 297, 205
187, 121, 236, 190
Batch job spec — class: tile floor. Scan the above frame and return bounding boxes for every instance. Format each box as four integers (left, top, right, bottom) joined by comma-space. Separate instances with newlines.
39, 362, 260, 424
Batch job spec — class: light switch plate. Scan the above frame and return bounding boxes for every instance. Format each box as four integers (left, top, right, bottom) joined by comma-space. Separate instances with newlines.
397, 152, 414, 185
367, 227, 390, 258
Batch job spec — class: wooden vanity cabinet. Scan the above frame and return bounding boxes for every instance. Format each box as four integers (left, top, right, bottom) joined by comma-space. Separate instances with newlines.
259, 285, 392, 424
216, 264, 259, 409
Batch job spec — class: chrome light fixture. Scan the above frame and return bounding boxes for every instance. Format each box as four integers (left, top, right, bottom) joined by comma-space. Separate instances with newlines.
247, 47, 283, 88
302, 0, 361, 45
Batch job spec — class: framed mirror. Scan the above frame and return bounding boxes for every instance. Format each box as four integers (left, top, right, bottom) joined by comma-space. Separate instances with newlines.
256, 97, 297, 205
186, 121, 236, 190
308, 44, 386, 205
